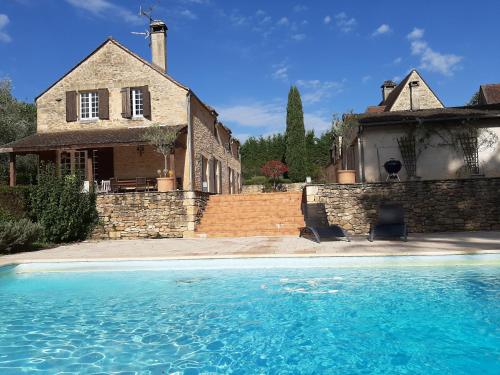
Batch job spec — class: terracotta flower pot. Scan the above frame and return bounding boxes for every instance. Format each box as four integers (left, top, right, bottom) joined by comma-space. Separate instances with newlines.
157, 177, 176, 192
337, 170, 356, 184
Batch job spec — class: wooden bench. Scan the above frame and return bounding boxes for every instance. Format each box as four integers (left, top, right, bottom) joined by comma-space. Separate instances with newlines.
109, 178, 157, 192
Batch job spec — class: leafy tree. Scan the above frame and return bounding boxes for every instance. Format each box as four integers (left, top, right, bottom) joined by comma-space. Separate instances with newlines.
240, 134, 286, 180
285, 86, 307, 182
0, 79, 37, 184
143, 124, 179, 177
467, 90, 480, 106
261, 160, 288, 189
305, 129, 334, 181
30, 163, 98, 243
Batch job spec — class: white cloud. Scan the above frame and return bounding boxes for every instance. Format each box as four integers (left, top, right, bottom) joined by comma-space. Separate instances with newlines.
335, 12, 357, 33
407, 27, 425, 40
293, 4, 308, 12
179, 9, 197, 20
65, 0, 141, 24
304, 112, 331, 133
0, 14, 11, 43
323, 15, 331, 25
182, 0, 210, 4
372, 24, 391, 37
296, 79, 343, 104
292, 33, 306, 41
362, 75, 371, 83
407, 27, 462, 76
272, 64, 289, 82
277, 17, 289, 26
217, 101, 331, 135
218, 102, 284, 129
393, 57, 402, 64
410, 40, 428, 55
420, 49, 462, 76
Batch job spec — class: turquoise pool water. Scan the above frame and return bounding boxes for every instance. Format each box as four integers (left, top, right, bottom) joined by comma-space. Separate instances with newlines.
0, 256, 499, 374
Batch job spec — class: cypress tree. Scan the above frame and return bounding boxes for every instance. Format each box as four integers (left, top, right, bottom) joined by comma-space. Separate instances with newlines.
285, 86, 307, 182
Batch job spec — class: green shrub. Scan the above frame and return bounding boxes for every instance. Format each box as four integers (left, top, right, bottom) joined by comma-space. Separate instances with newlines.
0, 185, 31, 220
0, 219, 42, 254
30, 163, 98, 243
243, 175, 268, 185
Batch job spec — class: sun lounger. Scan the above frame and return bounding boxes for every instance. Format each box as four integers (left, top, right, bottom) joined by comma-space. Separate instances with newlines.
368, 203, 408, 242
300, 225, 351, 243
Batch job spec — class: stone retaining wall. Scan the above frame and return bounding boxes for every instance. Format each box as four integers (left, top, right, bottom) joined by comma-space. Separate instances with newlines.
93, 191, 210, 239
305, 178, 500, 235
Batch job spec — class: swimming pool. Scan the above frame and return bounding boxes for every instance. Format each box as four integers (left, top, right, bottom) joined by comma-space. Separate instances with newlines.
0, 255, 499, 374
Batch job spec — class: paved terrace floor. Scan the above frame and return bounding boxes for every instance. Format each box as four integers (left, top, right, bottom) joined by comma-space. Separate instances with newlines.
1, 231, 499, 266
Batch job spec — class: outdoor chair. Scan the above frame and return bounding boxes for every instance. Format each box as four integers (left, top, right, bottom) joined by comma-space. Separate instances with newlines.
368, 203, 408, 242
300, 225, 351, 243
101, 180, 111, 193
109, 178, 118, 193
136, 177, 148, 192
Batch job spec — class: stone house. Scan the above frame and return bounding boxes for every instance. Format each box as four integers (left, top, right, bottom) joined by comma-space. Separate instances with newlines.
0, 20, 241, 194
330, 70, 500, 182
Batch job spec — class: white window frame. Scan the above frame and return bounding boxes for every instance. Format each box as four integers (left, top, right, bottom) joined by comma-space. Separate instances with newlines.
80, 92, 99, 120
131, 88, 144, 118
59, 150, 88, 180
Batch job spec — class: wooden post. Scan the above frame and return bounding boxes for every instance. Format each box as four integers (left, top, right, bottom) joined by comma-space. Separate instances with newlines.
170, 151, 176, 189
86, 151, 94, 187
9, 153, 16, 187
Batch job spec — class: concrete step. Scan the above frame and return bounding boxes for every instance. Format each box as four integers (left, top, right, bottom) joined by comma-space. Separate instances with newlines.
204, 200, 302, 208
196, 192, 305, 238
196, 229, 301, 238
201, 209, 304, 217
197, 222, 304, 232
198, 216, 305, 225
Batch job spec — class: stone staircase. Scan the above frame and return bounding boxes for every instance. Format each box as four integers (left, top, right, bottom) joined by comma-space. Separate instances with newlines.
195, 192, 305, 237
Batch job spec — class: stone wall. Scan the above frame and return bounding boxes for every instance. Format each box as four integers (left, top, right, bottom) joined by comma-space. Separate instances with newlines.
305, 178, 500, 235
191, 97, 241, 193
37, 40, 188, 132
93, 191, 209, 239
389, 70, 443, 111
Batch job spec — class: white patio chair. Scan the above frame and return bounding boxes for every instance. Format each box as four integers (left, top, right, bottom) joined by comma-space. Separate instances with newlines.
101, 180, 111, 193
82, 180, 90, 193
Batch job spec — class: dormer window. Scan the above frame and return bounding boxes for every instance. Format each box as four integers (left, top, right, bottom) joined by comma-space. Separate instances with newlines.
131, 88, 144, 117
80, 92, 99, 120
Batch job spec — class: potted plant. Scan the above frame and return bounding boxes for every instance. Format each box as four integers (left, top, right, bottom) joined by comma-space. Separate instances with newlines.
332, 113, 357, 184
143, 125, 179, 192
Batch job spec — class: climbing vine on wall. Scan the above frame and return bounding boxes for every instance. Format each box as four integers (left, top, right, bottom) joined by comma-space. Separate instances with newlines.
399, 118, 498, 177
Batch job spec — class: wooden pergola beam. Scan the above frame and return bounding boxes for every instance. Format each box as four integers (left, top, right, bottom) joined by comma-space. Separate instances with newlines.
9, 153, 16, 187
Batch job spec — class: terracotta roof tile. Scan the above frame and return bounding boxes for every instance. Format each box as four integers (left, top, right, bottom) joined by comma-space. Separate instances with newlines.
480, 84, 500, 104
366, 106, 386, 113
356, 106, 500, 125
0, 125, 187, 153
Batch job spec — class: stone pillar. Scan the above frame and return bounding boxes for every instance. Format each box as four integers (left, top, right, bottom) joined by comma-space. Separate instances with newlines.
9, 153, 16, 187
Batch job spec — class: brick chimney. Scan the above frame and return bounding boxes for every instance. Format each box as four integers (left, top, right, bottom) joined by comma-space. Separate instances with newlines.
381, 80, 397, 102
150, 20, 167, 73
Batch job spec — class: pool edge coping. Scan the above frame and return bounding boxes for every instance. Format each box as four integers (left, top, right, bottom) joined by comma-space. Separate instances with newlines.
1, 249, 500, 269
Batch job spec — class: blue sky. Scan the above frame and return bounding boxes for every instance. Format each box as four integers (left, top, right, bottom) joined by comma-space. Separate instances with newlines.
1, 0, 499, 141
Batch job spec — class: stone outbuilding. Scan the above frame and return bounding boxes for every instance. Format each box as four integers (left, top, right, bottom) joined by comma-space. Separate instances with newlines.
328, 70, 500, 182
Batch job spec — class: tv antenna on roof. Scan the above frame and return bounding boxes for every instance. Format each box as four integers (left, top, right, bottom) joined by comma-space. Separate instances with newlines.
139, 5, 154, 23
131, 6, 155, 40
